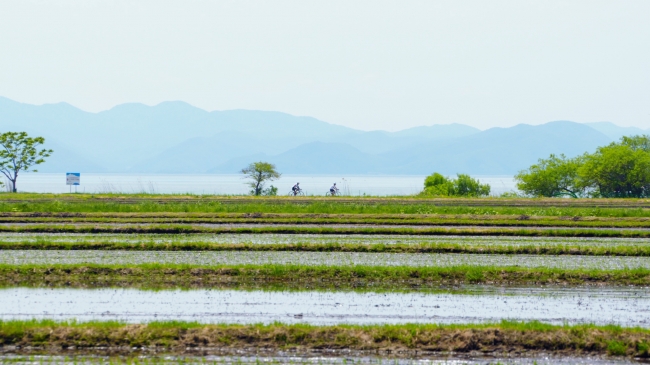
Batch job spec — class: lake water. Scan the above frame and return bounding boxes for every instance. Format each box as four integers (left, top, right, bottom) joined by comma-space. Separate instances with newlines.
13, 173, 517, 196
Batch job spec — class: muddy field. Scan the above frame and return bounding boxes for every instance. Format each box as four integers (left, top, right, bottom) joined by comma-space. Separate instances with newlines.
1, 196, 650, 362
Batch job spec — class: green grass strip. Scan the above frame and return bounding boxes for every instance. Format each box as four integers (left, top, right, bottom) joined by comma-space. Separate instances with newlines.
0, 224, 649, 238
1, 319, 649, 357
2, 215, 650, 228
1, 264, 649, 288
3, 240, 650, 256
2, 194, 650, 216
6, 211, 650, 221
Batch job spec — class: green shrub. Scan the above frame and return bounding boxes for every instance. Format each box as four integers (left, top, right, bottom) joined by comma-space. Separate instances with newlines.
606, 340, 627, 356
421, 173, 490, 197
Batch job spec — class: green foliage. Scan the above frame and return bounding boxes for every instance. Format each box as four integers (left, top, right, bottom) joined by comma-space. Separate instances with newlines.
620, 135, 650, 152
518, 135, 650, 198
262, 185, 278, 196
515, 154, 585, 198
0, 132, 53, 193
607, 340, 627, 356
578, 137, 650, 198
499, 191, 526, 198
422, 173, 454, 196
240, 161, 281, 196
422, 173, 490, 197
1, 263, 649, 288
2, 222, 649, 238
455, 174, 490, 196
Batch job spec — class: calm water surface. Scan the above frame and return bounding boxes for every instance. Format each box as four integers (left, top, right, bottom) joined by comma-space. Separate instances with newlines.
0, 287, 648, 327
2, 250, 648, 270
0, 354, 640, 365
16, 173, 516, 196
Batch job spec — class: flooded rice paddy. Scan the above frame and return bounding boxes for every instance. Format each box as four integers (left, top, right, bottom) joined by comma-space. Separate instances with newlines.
2, 249, 650, 269
1, 286, 649, 327
1, 232, 649, 248
0, 354, 641, 365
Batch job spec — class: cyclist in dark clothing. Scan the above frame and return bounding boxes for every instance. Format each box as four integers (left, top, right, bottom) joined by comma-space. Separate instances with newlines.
329, 183, 338, 196
292, 182, 301, 196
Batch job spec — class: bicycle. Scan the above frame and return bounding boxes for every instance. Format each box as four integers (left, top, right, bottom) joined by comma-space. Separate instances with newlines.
288, 188, 305, 196
326, 188, 340, 196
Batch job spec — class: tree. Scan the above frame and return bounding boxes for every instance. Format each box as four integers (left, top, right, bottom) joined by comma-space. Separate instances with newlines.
454, 174, 491, 197
422, 173, 454, 196
240, 161, 281, 196
518, 135, 650, 198
0, 132, 53, 193
620, 134, 650, 153
515, 154, 585, 198
421, 172, 490, 197
578, 141, 650, 198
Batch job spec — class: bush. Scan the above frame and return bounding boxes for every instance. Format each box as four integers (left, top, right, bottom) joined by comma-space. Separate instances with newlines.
421, 173, 490, 197
607, 340, 627, 356
262, 185, 278, 196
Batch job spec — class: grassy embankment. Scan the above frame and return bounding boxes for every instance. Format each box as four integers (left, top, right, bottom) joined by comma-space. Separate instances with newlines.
2, 264, 649, 289
0, 224, 648, 238
1, 194, 650, 217
2, 212, 650, 228
3, 239, 650, 256
1, 320, 649, 357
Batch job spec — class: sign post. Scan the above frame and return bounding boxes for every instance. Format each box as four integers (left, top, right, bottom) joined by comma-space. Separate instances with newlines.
66, 173, 80, 193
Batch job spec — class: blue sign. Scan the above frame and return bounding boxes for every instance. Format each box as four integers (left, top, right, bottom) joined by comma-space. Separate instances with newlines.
66, 172, 80, 186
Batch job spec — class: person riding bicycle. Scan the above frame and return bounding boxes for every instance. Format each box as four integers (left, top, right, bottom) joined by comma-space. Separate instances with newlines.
292, 182, 301, 195
329, 183, 339, 196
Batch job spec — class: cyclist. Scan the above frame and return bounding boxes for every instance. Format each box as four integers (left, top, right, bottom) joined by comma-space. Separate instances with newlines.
329, 183, 339, 196
291, 182, 301, 196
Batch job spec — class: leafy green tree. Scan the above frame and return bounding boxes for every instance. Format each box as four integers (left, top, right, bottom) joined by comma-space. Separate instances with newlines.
454, 174, 491, 197
422, 173, 454, 196
421, 172, 490, 197
620, 134, 650, 152
515, 154, 585, 198
241, 161, 281, 196
578, 139, 650, 198
0, 132, 53, 193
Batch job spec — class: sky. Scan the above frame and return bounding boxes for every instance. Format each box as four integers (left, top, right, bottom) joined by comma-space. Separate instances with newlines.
1, 0, 649, 131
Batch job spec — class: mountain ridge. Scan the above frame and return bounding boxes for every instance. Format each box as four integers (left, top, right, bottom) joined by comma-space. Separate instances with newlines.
0, 96, 642, 175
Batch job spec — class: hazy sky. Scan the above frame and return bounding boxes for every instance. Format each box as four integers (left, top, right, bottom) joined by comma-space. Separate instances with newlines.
1, 1, 649, 131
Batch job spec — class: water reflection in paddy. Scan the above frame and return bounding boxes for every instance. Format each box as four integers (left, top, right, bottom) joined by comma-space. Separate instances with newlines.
0, 354, 641, 365
2, 233, 648, 248
1, 250, 649, 269
1, 286, 648, 327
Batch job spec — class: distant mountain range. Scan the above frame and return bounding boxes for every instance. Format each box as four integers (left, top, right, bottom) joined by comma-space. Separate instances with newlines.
0, 96, 647, 175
